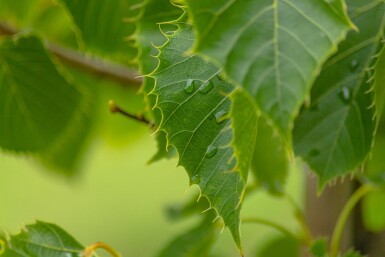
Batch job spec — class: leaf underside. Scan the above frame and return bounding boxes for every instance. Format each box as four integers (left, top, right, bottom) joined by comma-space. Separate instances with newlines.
185, 0, 352, 140
294, 0, 385, 188
151, 21, 245, 248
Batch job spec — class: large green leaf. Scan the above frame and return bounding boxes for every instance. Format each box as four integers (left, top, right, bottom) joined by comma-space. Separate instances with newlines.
293, 1, 385, 187
134, 0, 183, 162
58, 0, 139, 61
0, 221, 86, 257
184, 0, 352, 140
151, 21, 245, 248
0, 35, 83, 153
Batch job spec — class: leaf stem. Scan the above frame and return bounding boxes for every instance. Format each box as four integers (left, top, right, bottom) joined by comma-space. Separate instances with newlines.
242, 217, 298, 240
83, 242, 121, 257
0, 21, 142, 88
109, 100, 154, 127
329, 184, 377, 257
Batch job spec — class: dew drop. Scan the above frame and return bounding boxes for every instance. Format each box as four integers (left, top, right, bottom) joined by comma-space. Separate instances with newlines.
199, 80, 214, 94
215, 110, 228, 124
205, 145, 218, 158
338, 87, 351, 104
184, 79, 195, 94
191, 174, 201, 184
350, 59, 359, 71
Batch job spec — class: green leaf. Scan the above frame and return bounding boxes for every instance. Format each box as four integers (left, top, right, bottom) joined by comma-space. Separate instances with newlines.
184, 0, 352, 139
156, 210, 219, 257
0, 35, 83, 153
151, 21, 245, 248
310, 238, 328, 257
342, 250, 364, 257
134, 0, 183, 162
256, 235, 299, 257
251, 116, 290, 194
166, 195, 211, 221
1, 221, 86, 257
229, 88, 259, 182
58, 0, 138, 61
293, 1, 385, 188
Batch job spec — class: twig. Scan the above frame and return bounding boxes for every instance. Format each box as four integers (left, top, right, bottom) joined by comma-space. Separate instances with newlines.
83, 242, 121, 257
109, 100, 154, 127
0, 21, 143, 88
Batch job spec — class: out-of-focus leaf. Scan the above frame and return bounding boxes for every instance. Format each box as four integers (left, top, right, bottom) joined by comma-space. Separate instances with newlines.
0, 221, 86, 257
310, 238, 328, 257
342, 250, 364, 257
166, 196, 210, 221
156, 210, 219, 257
294, 1, 385, 188
58, 0, 139, 61
0, 35, 83, 153
0, 0, 38, 26
255, 235, 299, 257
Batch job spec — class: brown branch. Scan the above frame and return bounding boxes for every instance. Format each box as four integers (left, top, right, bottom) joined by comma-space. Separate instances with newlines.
109, 100, 154, 127
0, 21, 143, 88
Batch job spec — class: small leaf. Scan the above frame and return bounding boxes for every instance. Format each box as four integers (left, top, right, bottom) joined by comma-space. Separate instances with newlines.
256, 235, 299, 257
294, 2, 385, 188
0, 35, 83, 153
310, 238, 328, 257
1, 221, 86, 257
151, 21, 245, 248
184, 0, 353, 140
342, 250, 364, 257
156, 210, 219, 257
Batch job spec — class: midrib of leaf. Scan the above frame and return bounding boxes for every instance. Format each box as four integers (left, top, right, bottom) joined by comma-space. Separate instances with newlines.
185, 0, 352, 142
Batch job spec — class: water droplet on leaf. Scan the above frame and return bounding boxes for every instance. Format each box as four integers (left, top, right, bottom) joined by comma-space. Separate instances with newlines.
350, 59, 359, 71
199, 80, 214, 94
184, 79, 195, 94
206, 145, 218, 158
338, 87, 351, 104
191, 174, 201, 184
215, 110, 228, 124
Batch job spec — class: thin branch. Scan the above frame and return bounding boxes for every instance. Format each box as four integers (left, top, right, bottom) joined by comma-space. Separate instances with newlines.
109, 100, 154, 128
0, 21, 143, 88
83, 242, 121, 257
